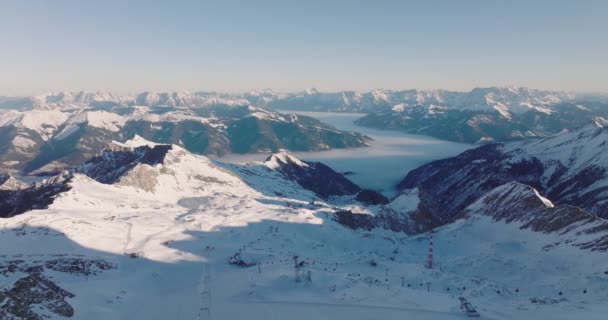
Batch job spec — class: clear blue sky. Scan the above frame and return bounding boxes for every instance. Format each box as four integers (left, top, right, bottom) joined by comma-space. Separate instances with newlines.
1, 0, 606, 95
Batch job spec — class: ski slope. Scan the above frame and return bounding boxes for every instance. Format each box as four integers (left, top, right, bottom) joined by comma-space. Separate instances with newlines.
1, 140, 607, 319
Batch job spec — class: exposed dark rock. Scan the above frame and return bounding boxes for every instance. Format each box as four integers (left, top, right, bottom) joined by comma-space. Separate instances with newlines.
333, 207, 418, 234
265, 152, 361, 198
458, 182, 608, 251
1, 273, 75, 320
0, 257, 117, 277
395, 122, 608, 231
0, 172, 72, 218
355, 189, 389, 205
0, 257, 116, 319
76, 144, 172, 184
44, 258, 116, 276
0, 173, 9, 185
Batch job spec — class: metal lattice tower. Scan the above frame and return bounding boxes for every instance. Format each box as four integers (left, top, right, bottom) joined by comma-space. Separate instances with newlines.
425, 232, 433, 269
293, 256, 300, 282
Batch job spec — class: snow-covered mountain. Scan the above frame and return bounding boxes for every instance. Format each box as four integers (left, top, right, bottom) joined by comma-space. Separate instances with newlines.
459, 182, 608, 251
3, 90, 608, 319
0, 137, 379, 219
356, 88, 608, 143
3, 87, 606, 146
394, 119, 608, 235
0, 87, 580, 112
0, 171, 71, 217
0, 104, 370, 174
1, 136, 607, 319
262, 151, 387, 204
264, 87, 576, 114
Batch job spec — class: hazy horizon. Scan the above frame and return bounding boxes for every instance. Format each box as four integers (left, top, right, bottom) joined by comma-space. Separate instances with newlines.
2, 86, 608, 98
1, 0, 607, 95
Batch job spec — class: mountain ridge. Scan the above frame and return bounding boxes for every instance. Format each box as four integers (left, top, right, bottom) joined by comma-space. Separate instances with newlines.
394, 119, 608, 236
0, 105, 370, 174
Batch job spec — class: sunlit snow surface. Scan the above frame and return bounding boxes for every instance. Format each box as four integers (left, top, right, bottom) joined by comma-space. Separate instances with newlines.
221, 111, 473, 196
2, 119, 607, 320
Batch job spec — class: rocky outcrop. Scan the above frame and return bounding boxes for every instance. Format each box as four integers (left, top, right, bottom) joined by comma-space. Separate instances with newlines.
459, 182, 608, 251
0, 257, 116, 319
0, 173, 27, 190
0, 273, 75, 320
0, 172, 72, 218
355, 189, 389, 205
333, 209, 412, 233
396, 121, 608, 225
76, 143, 172, 184
265, 152, 361, 198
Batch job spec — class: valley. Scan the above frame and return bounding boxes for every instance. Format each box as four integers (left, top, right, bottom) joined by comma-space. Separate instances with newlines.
221, 111, 472, 196
1, 131, 607, 319
3, 1, 608, 318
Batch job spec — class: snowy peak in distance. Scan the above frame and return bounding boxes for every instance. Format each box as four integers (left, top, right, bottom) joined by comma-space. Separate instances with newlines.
0, 100, 369, 173
262, 150, 388, 204
262, 150, 360, 199
32, 91, 132, 110
110, 134, 165, 149
264, 150, 309, 170
134, 91, 249, 108
462, 86, 571, 113
0, 86, 580, 112
460, 181, 608, 251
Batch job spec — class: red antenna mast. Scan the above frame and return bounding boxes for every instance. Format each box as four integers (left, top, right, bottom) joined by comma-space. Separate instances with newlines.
425, 231, 433, 269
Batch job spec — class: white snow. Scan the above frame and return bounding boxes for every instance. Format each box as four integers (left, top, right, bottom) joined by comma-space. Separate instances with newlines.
265, 150, 309, 169
0, 141, 606, 320
54, 123, 82, 140
388, 188, 420, 212
506, 121, 608, 178
85, 110, 127, 131
11, 136, 37, 151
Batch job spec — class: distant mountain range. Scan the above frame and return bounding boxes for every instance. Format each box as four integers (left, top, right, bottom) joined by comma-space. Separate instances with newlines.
355, 87, 608, 143
0, 100, 369, 174
0, 87, 588, 111
3, 87, 607, 145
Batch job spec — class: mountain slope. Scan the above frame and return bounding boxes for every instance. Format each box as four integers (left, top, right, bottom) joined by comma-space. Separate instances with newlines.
0, 105, 370, 174
0, 138, 607, 319
0, 171, 72, 218
459, 182, 608, 251
395, 120, 608, 224
355, 88, 608, 143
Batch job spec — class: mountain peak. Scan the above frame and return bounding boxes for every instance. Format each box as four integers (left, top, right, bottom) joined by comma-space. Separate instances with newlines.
112, 135, 164, 149
0, 173, 25, 191
264, 150, 308, 170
